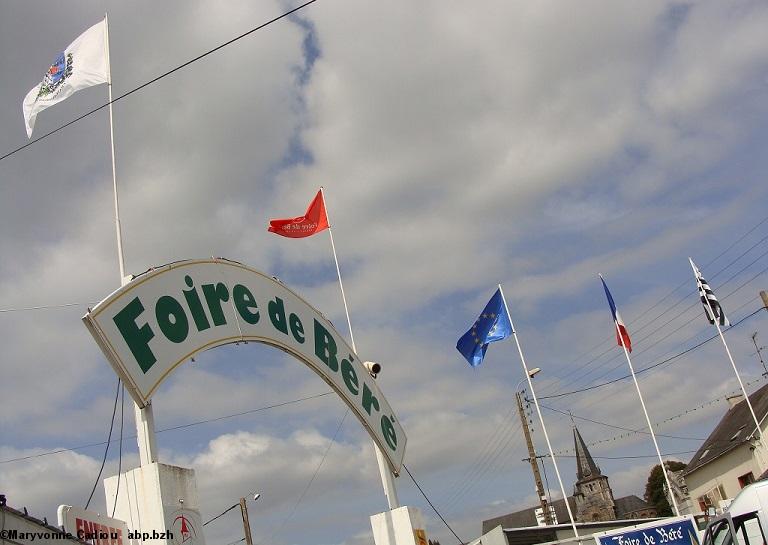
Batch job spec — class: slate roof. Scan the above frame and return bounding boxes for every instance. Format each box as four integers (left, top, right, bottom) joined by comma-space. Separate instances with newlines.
574, 427, 602, 482
482, 497, 577, 534
684, 382, 768, 476
481, 495, 653, 534
614, 495, 654, 516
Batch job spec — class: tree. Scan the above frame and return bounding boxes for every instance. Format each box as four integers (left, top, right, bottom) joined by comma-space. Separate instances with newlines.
645, 461, 687, 516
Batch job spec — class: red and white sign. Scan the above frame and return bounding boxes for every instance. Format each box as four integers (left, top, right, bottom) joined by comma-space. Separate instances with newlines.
57, 505, 129, 545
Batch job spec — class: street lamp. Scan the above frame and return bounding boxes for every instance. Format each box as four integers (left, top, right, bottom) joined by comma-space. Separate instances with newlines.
203, 492, 261, 545
516, 367, 541, 393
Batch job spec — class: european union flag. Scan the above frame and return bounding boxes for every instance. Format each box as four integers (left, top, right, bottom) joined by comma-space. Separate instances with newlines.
456, 288, 513, 367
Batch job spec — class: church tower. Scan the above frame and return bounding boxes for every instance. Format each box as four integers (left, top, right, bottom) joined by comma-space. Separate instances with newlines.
573, 426, 616, 522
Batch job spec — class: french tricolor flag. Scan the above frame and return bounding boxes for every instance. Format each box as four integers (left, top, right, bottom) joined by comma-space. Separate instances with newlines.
599, 274, 632, 353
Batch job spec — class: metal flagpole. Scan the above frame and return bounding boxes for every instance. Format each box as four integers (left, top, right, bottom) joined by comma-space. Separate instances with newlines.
498, 285, 580, 540
690, 260, 764, 444
608, 304, 680, 515
319, 187, 400, 510
105, 13, 158, 466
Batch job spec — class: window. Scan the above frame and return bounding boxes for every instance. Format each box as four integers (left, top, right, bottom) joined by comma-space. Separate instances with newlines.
705, 518, 734, 545
738, 473, 755, 489
734, 512, 765, 545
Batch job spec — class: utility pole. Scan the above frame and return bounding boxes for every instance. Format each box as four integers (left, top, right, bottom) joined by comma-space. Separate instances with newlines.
761, 291, 768, 310
751, 332, 768, 377
516, 390, 553, 525
239, 497, 254, 545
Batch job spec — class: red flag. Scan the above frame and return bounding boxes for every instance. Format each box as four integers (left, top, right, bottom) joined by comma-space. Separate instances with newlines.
268, 189, 329, 238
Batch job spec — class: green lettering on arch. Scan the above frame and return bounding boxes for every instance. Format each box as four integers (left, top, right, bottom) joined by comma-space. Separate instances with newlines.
313, 319, 339, 372
113, 297, 156, 373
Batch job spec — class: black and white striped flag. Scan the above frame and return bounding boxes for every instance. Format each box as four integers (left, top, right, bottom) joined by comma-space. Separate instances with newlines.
689, 258, 730, 327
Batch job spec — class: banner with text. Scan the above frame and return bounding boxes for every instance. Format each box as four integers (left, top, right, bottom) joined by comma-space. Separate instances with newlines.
594, 516, 701, 545
83, 258, 406, 473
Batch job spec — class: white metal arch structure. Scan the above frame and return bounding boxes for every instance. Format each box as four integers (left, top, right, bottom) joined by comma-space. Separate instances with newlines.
83, 258, 406, 474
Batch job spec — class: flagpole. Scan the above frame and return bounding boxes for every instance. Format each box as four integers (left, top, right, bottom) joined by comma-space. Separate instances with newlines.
105, 13, 126, 285
690, 259, 764, 444
319, 187, 400, 510
320, 187, 356, 351
498, 285, 581, 540
615, 320, 680, 516
105, 13, 158, 466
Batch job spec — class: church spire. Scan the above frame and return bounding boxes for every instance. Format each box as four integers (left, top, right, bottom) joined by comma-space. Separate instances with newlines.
573, 426, 602, 482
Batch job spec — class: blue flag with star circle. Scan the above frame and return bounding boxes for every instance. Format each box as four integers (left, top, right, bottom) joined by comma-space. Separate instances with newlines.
456, 288, 513, 367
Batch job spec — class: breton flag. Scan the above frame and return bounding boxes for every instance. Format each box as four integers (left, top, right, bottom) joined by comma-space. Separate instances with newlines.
600, 274, 632, 353
689, 258, 730, 327
456, 288, 513, 367
268, 189, 329, 238
22, 20, 109, 138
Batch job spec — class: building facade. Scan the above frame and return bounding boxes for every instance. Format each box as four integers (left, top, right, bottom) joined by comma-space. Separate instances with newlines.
684, 386, 768, 514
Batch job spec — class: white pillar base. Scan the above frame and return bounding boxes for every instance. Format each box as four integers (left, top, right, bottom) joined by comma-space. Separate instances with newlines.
104, 462, 207, 545
371, 506, 428, 545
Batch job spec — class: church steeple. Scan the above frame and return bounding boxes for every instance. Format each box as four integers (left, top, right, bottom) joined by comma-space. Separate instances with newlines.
572, 425, 616, 522
574, 426, 602, 482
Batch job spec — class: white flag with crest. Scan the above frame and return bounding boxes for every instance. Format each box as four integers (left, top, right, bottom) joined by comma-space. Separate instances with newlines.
22, 20, 109, 138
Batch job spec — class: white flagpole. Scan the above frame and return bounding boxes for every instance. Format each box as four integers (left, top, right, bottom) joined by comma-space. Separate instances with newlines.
319, 187, 400, 510
599, 275, 680, 516
498, 285, 581, 539
320, 187, 356, 351
105, 13, 158, 466
690, 259, 764, 444
105, 13, 127, 285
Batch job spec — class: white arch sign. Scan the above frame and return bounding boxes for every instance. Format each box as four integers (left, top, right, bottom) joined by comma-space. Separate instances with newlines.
83, 258, 406, 473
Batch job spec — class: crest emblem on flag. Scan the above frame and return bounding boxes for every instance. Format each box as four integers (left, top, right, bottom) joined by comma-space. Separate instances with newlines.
37, 52, 74, 99
22, 20, 108, 138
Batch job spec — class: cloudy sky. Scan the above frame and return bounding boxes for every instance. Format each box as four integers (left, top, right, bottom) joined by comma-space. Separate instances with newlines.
3, 1, 768, 544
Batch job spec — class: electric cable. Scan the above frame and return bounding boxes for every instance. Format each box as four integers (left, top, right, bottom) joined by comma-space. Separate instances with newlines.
561, 295, 761, 418
402, 463, 464, 544
203, 503, 239, 527
0, 391, 335, 464
111, 385, 125, 518
0, 302, 98, 313
85, 377, 121, 510
537, 216, 768, 395
0, 0, 319, 163
547, 375, 767, 457
441, 422, 524, 516
439, 413, 524, 513
542, 451, 697, 460
544, 256, 768, 398
257, 409, 347, 545
539, 306, 764, 400
437, 405, 521, 508
537, 402, 706, 441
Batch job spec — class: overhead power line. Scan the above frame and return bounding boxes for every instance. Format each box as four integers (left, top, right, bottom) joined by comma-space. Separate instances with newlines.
539, 306, 765, 400
0, 391, 334, 464
547, 375, 767, 457
0, 301, 98, 313
538, 214, 768, 395
0, 0, 318, 163
84, 378, 121, 509
258, 410, 348, 545
402, 464, 464, 544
